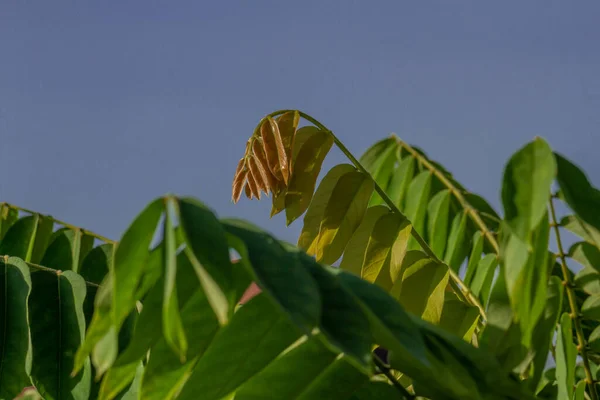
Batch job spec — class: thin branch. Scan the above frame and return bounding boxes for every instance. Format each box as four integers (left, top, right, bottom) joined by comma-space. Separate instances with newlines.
373, 355, 415, 400
262, 110, 487, 324
11, 257, 100, 288
549, 197, 598, 400
1, 202, 116, 244
395, 139, 500, 256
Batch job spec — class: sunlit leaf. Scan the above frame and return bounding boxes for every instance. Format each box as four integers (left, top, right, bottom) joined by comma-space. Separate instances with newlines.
426, 189, 451, 258
561, 215, 600, 249
443, 211, 469, 272
464, 231, 484, 287
386, 156, 415, 210
438, 293, 479, 341
582, 294, 600, 321
359, 137, 398, 206
469, 254, 497, 306
556, 313, 576, 400
260, 116, 289, 184
404, 171, 432, 250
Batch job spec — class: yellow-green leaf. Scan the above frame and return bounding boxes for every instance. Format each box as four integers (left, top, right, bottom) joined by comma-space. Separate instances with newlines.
313, 171, 374, 264
404, 171, 432, 251
443, 211, 469, 272
427, 190, 451, 258
387, 156, 415, 210
438, 293, 479, 341
284, 127, 333, 225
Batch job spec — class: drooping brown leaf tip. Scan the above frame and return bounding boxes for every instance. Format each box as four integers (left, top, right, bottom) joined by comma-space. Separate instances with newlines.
231, 112, 299, 203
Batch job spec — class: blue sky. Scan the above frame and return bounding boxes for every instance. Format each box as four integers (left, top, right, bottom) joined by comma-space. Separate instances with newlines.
1, 1, 599, 244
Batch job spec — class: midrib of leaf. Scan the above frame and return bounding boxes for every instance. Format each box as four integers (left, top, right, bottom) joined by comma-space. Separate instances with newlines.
260, 110, 488, 324
395, 139, 500, 255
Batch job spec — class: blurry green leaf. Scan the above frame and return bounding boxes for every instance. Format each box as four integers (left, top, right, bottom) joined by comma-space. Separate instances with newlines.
556, 313, 576, 400
140, 287, 220, 400
574, 267, 600, 295
162, 197, 187, 361
501, 137, 555, 242
463, 192, 501, 233
74, 198, 164, 377
398, 257, 448, 324
574, 380, 586, 400
444, 211, 470, 272
284, 127, 333, 225
29, 270, 90, 400
176, 295, 301, 400
387, 156, 415, 210
222, 218, 321, 332
359, 137, 398, 206
438, 292, 479, 341
529, 276, 563, 391
555, 152, 600, 234
0, 257, 33, 399
583, 294, 600, 321
178, 197, 233, 326
427, 189, 451, 257
469, 254, 497, 306
312, 170, 374, 264
404, 171, 432, 250
297, 164, 356, 250
464, 231, 484, 287
589, 325, 600, 352
13, 387, 43, 400
561, 215, 600, 249
569, 241, 600, 272
79, 244, 113, 286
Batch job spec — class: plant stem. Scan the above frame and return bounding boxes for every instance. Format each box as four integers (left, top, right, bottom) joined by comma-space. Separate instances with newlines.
395, 139, 500, 255
263, 110, 487, 323
549, 197, 598, 400
373, 355, 415, 400
1, 255, 100, 288
1, 202, 115, 244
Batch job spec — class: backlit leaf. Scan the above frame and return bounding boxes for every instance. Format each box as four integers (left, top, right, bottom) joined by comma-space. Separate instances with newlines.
574, 266, 600, 295
427, 189, 451, 258
443, 211, 469, 271
569, 241, 600, 273
404, 171, 432, 250
260, 116, 289, 184
275, 110, 299, 167
359, 137, 398, 206
469, 254, 497, 306
501, 137, 555, 242
312, 170, 374, 264
284, 127, 333, 225
231, 158, 247, 203
582, 294, 600, 321
464, 231, 484, 287
387, 156, 415, 210
438, 293, 479, 341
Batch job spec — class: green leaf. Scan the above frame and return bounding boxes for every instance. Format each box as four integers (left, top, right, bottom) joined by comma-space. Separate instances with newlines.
574, 380, 586, 400
501, 137, 555, 242
0, 215, 38, 260
75, 198, 164, 377
178, 197, 233, 326
297, 164, 356, 251
443, 211, 470, 272
438, 293, 480, 341
140, 288, 220, 400
30, 215, 55, 264
176, 295, 301, 400
339, 206, 390, 278
0, 204, 19, 241
589, 325, 600, 352
469, 254, 497, 306
312, 170, 374, 264
561, 215, 600, 249
387, 156, 415, 210
555, 152, 600, 233
162, 197, 187, 361
284, 127, 334, 225
0, 257, 33, 399
464, 231, 484, 287
574, 267, 600, 295
427, 189, 451, 257
404, 171, 432, 250
556, 313, 576, 400
222, 218, 321, 332
40, 228, 94, 273
569, 241, 600, 272
79, 244, 113, 286
582, 294, 600, 321
14, 387, 43, 400
398, 257, 448, 324
358, 137, 398, 206
29, 270, 90, 400
529, 276, 564, 391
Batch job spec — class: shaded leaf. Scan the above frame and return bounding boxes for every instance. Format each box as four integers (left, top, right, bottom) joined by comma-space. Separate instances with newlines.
443, 211, 470, 272
438, 293, 480, 341
569, 241, 600, 273
575, 266, 600, 295
0, 204, 19, 240
464, 231, 484, 287
582, 294, 600, 321
469, 253, 497, 306
29, 270, 90, 400
40, 228, 94, 273
561, 215, 600, 249
0, 257, 33, 399
556, 313, 576, 400
79, 244, 113, 286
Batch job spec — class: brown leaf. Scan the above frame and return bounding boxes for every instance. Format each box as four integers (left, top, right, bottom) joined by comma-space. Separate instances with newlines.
246, 168, 261, 199
276, 111, 299, 169
245, 183, 252, 199
248, 155, 268, 196
231, 158, 248, 203
260, 117, 289, 184
252, 139, 279, 192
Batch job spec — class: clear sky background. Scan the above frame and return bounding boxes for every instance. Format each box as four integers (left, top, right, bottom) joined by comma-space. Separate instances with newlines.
1, 1, 599, 245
